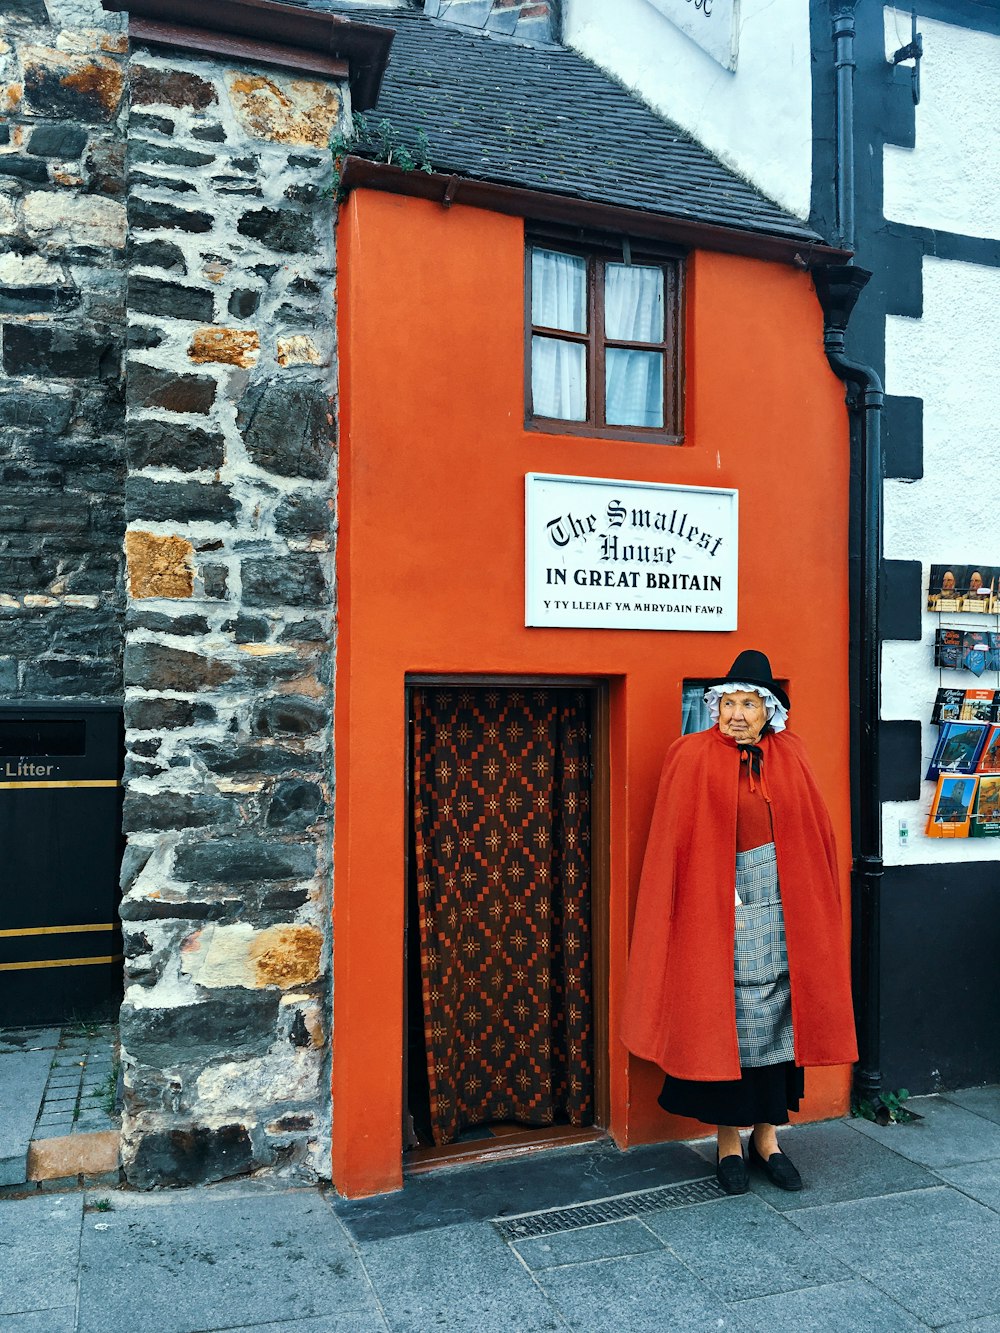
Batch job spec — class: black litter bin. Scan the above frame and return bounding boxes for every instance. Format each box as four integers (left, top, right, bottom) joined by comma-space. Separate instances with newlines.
0, 704, 124, 1026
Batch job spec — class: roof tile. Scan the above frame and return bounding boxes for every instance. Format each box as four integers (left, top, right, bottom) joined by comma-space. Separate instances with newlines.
316, 3, 823, 244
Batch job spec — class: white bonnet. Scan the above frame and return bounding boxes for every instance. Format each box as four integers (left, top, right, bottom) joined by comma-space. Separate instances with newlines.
703, 682, 788, 734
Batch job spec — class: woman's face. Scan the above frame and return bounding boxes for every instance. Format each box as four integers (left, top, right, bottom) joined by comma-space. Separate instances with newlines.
718, 690, 769, 744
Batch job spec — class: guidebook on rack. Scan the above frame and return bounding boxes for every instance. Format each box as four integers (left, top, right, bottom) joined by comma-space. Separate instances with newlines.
975, 723, 1000, 774
970, 775, 1000, 837
927, 721, 990, 779
932, 688, 966, 724
934, 627, 965, 668
963, 630, 992, 676
926, 774, 978, 837
960, 689, 997, 722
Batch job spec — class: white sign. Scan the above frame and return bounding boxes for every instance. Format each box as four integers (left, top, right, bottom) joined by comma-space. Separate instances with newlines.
642, 0, 740, 72
525, 473, 738, 632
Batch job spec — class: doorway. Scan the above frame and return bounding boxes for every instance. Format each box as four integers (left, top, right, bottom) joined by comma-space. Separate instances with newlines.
405, 681, 604, 1166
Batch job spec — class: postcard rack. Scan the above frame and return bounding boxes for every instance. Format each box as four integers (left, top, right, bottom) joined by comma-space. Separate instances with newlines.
926, 564, 1000, 838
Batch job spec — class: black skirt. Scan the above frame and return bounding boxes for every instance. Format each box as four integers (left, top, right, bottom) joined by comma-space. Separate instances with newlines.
658, 1061, 804, 1127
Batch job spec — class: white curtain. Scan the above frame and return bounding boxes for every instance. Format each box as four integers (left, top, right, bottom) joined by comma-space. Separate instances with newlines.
532, 249, 586, 332
531, 250, 587, 420
604, 263, 664, 428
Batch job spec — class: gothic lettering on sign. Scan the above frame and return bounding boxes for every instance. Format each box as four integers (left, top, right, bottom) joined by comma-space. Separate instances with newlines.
526, 473, 739, 632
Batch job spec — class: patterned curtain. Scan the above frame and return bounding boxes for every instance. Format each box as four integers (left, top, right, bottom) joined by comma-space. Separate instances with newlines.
412, 686, 593, 1146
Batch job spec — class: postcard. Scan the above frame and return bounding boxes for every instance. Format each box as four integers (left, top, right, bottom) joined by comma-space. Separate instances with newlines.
927, 564, 964, 613
962, 567, 995, 613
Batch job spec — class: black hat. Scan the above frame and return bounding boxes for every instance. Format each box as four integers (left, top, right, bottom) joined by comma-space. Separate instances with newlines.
703, 649, 790, 712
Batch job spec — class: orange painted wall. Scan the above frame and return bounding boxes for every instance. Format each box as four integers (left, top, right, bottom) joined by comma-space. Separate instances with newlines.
334, 188, 853, 1199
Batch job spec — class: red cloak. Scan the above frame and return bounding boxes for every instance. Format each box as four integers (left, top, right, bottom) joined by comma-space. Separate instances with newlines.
621, 725, 858, 1081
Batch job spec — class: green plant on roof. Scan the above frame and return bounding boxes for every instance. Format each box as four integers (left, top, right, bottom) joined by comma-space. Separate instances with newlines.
330, 111, 432, 197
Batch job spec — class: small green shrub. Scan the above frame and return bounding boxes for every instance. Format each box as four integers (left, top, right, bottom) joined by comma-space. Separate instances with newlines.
90, 1063, 121, 1117
851, 1087, 922, 1125
330, 112, 432, 196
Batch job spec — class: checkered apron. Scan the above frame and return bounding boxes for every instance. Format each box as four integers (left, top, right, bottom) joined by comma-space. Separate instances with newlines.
733, 842, 794, 1066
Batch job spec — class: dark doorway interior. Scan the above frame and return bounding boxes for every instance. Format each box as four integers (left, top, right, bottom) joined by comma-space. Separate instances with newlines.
405, 683, 597, 1159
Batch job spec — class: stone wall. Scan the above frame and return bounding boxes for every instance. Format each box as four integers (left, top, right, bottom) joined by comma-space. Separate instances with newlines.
4, 0, 345, 1189
0, 0, 128, 700
117, 45, 343, 1187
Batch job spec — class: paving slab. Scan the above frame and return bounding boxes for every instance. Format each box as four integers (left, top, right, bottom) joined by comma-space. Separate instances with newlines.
942, 1086, 1000, 1127
0, 1049, 56, 1186
335, 1138, 711, 1242
938, 1319, 1000, 1332
76, 1187, 383, 1333
358, 1219, 562, 1332
728, 1278, 930, 1332
688, 1119, 939, 1210
537, 1248, 748, 1332
644, 1192, 848, 1301
846, 1095, 1000, 1168
788, 1184, 1000, 1327
204, 1317, 387, 1332
514, 1217, 663, 1270
0, 1028, 61, 1054
0, 1309, 77, 1332
932, 1158, 1000, 1213
0, 1194, 82, 1319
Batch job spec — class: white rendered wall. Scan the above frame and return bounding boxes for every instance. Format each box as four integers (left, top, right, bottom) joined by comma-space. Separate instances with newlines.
563, 0, 813, 219
882, 258, 1000, 866
883, 9, 1000, 241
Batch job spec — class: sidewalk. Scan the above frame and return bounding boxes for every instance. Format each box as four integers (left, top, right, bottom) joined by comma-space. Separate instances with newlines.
1, 1089, 999, 1332
0, 1025, 119, 1191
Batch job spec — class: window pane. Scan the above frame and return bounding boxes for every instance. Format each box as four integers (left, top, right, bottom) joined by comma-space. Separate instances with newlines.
605, 348, 663, 427
532, 336, 587, 420
531, 249, 587, 334
681, 681, 713, 735
605, 263, 664, 342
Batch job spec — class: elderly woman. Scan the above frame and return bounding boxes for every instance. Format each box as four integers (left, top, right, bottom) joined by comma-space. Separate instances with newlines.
621, 650, 857, 1194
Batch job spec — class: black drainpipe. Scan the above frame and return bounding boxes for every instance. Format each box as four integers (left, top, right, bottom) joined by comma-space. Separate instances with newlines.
813, 2, 884, 1108
832, 2, 856, 252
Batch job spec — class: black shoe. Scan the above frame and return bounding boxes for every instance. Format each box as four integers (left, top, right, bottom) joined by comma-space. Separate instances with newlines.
716, 1150, 749, 1195
749, 1135, 803, 1191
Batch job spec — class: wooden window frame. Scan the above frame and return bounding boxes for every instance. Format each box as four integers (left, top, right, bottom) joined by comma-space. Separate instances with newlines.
524, 233, 685, 445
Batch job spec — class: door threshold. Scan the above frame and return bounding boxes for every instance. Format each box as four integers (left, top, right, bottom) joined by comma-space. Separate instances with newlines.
405, 1125, 604, 1175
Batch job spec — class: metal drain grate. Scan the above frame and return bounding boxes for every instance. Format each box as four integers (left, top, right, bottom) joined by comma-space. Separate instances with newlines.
493, 1176, 726, 1242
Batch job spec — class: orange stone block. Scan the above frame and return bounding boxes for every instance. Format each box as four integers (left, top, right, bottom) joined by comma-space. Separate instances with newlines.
27, 1130, 119, 1181
226, 72, 342, 148
249, 925, 322, 988
125, 530, 194, 600
62, 56, 124, 114
189, 327, 260, 368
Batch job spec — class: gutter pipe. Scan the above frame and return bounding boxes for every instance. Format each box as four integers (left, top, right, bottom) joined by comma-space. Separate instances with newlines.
814, 1, 885, 1108
832, 3, 856, 252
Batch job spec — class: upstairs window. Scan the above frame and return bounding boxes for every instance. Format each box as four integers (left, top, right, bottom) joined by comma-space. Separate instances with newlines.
527, 241, 684, 442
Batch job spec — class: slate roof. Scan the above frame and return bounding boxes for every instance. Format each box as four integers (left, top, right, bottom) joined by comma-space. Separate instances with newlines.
318, 3, 824, 245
